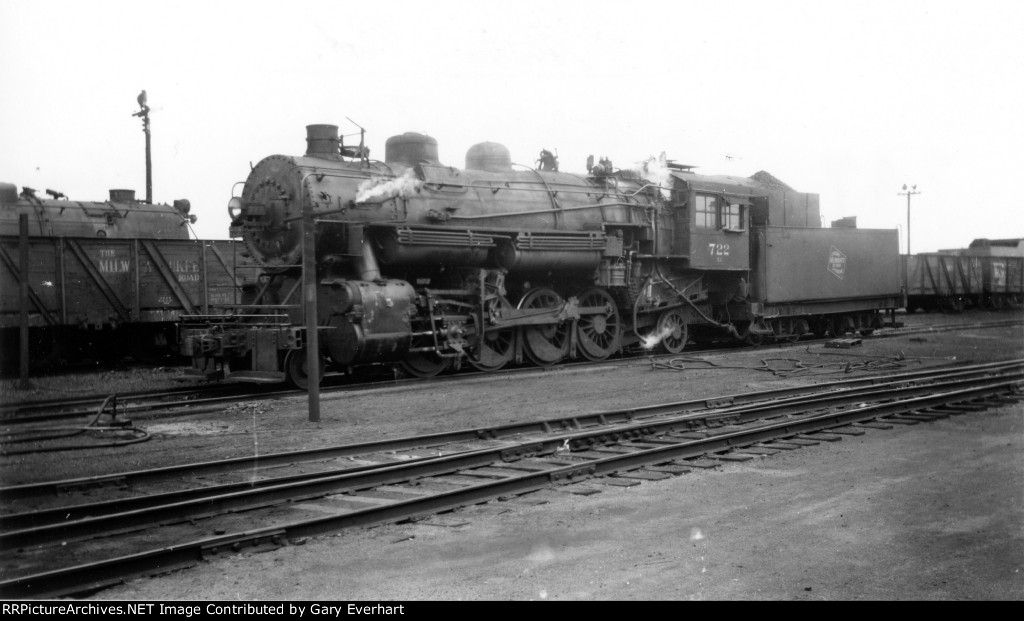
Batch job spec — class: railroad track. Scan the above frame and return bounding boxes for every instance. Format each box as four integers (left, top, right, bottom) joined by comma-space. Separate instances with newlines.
2, 359, 1021, 599
4, 315, 1022, 431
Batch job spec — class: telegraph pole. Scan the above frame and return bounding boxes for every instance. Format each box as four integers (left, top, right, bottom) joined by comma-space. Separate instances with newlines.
132, 91, 152, 203
898, 184, 920, 254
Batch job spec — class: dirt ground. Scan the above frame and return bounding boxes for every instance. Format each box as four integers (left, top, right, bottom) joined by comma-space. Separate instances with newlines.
3, 312, 1023, 600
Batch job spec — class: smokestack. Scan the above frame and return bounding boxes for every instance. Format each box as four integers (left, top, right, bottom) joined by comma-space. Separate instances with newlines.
305, 124, 340, 158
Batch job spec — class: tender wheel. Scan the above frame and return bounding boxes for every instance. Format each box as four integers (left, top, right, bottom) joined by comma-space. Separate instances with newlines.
829, 316, 847, 338
401, 352, 451, 378
469, 295, 516, 372
285, 349, 325, 389
576, 288, 622, 361
656, 309, 689, 355
518, 288, 570, 366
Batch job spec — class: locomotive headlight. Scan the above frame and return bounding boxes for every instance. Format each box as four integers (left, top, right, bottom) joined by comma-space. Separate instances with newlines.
227, 197, 243, 222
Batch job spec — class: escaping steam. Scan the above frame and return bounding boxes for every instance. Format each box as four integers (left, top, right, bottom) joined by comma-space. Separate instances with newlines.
633, 152, 673, 199
356, 169, 423, 203
639, 325, 674, 350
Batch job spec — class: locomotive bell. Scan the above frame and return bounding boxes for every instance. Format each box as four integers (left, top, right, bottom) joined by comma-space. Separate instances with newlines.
385, 132, 439, 168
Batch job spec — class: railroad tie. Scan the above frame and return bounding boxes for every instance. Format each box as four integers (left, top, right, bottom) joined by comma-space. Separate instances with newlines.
738, 446, 781, 455
646, 464, 692, 475
879, 416, 920, 425
794, 433, 843, 442
612, 469, 674, 481
896, 413, 945, 422
559, 486, 603, 496
780, 438, 821, 446
599, 478, 643, 487
679, 458, 720, 469
712, 452, 757, 462
827, 427, 866, 436
855, 422, 894, 430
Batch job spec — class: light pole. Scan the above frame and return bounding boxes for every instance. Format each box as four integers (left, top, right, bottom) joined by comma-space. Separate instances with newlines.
898, 184, 920, 254
132, 90, 152, 203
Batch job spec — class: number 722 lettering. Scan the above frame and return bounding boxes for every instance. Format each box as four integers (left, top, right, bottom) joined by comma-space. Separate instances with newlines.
708, 243, 730, 257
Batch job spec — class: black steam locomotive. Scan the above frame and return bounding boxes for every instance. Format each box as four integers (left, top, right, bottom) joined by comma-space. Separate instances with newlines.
180, 124, 902, 387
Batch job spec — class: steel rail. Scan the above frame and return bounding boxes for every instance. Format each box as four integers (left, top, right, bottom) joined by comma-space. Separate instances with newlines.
1, 373, 1020, 599
4, 315, 1020, 421
6, 362, 1024, 533
4, 366, 1022, 545
4, 359, 1021, 502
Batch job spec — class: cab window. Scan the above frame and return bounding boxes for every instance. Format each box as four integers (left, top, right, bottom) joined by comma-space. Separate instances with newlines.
722, 200, 744, 230
695, 195, 718, 229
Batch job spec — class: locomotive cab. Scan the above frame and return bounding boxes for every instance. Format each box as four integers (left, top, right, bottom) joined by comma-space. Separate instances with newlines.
668, 174, 754, 270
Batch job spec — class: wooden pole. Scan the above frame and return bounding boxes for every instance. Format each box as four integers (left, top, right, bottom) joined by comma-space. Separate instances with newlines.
302, 200, 320, 422
19, 214, 31, 388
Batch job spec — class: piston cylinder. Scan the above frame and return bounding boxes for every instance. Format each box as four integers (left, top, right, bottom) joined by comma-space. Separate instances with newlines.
319, 279, 416, 365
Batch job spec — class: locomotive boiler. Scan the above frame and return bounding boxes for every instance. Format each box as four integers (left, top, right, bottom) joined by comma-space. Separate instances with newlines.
181, 124, 902, 387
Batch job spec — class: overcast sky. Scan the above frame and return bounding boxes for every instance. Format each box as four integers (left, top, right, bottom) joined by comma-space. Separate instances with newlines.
2, 0, 1021, 252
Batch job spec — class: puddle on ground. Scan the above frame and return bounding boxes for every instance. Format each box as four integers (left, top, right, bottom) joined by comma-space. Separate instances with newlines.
145, 422, 232, 436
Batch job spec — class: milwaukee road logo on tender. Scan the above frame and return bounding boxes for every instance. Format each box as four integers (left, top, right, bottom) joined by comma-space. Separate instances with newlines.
828, 245, 847, 279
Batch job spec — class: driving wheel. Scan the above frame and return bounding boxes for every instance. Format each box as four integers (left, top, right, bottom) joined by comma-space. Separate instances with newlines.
400, 352, 451, 378
518, 288, 570, 366
469, 295, 516, 372
576, 288, 622, 361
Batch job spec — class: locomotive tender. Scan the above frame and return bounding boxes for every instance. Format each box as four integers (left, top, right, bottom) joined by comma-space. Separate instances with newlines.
181, 124, 902, 387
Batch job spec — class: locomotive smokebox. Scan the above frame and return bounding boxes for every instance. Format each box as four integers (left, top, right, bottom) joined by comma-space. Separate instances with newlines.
385, 132, 439, 168
109, 189, 136, 202
465, 142, 512, 172
306, 124, 340, 157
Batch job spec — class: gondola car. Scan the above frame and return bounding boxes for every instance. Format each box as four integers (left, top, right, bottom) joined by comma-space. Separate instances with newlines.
0, 184, 259, 370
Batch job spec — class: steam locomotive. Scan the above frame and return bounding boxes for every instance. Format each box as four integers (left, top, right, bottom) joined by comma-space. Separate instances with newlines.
180, 124, 902, 387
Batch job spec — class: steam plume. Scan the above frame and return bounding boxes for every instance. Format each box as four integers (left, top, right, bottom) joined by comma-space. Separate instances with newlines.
634, 152, 672, 199
356, 169, 422, 203
639, 325, 674, 350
